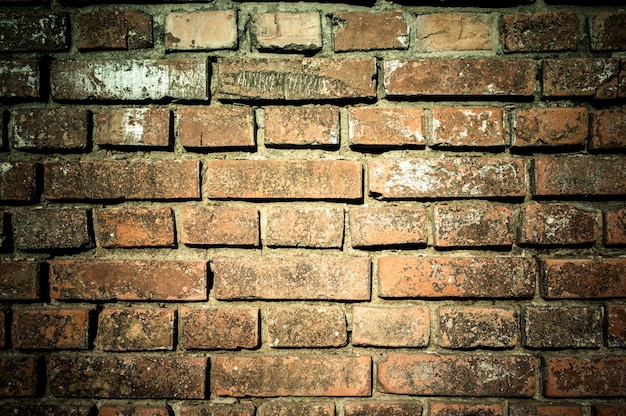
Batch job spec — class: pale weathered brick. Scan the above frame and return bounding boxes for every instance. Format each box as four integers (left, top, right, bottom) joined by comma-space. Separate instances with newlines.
165, 10, 237, 51
417, 13, 492, 51
252, 12, 321, 51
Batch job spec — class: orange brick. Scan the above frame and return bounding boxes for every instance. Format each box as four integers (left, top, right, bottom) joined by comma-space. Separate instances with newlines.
95, 108, 169, 147
431, 107, 505, 148
430, 403, 503, 416
179, 404, 255, 416
352, 306, 429, 347
181, 206, 259, 247
592, 405, 626, 416
439, 306, 517, 349
96, 308, 175, 351
541, 258, 626, 299
252, 12, 321, 51
176, 106, 255, 149
433, 204, 513, 248
165, 10, 237, 50
509, 402, 583, 416
544, 356, 626, 397
348, 107, 425, 147
513, 108, 588, 148
349, 206, 427, 248
604, 205, 626, 246
416, 13, 492, 51
265, 206, 343, 248
180, 307, 259, 350
258, 402, 334, 416
591, 109, 626, 150
13, 309, 90, 350
96, 207, 176, 248
333, 11, 408, 51
543, 59, 620, 99
264, 105, 339, 147
501, 12, 579, 52
267, 306, 347, 348
344, 402, 423, 416
519, 204, 598, 246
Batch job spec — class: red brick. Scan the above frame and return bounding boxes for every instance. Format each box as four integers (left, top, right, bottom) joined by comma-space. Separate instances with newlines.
434, 204, 513, 248
543, 356, 626, 397
99, 406, 169, 416
180, 307, 259, 350
265, 206, 343, 248
509, 402, 583, 416
216, 58, 376, 101
44, 160, 200, 201
501, 12, 579, 52
181, 206, 259, 247
48, 355, 207, 399
212, 355, 371, 397
0, 60, 39, 99
522, 306, 603, 349
438, 306, 517, 349
378, 257, 536, 299
370, 158, 525, 200
95, 108, 169, 147
258, 401, 334, 416
349, 206, 427, 248
593, 405, 626, 416
348, 107, 425, 147
51, 59, 208, 101
590, 12, 626, 51
206, 160, 362, 201
607, 305, 626, 348
12, 209, 92, 251
11, 108, 89, 151
165, 10, 236, 51
533, 156, 626, 198
384, 58, 535, 97
378, 354, 535, 397
265, 105, 339, 147
344, 401, 423, 416
0, 161, 36, 202
13, 309, 90, 350
430, 403, 503, 416
77, 11, 152, 50
541, 258, 626, 299
416, 13, 492, 51
252, 12, 322, 51
0, 261, 39, 300
0, 213, 5, 251
352, 306, 429, 347
50, 260, 207, 301
0, 310, 4, 348
212, 256, 370, 301
0, 404, 91, 416
0, 12, 69, 52
591, 109, 626, 151
543, 59, 620, 99
179, 404, 255, 416
519, 204, 598, 246
431, 107, 505, 148
512, 108, 588, 148
333, 11, 408, 51
0, 356, 37, 396
267, 306, 346, 348
96, 308, 174, 351
96, 207, 176, 248
176, 106, 255, 149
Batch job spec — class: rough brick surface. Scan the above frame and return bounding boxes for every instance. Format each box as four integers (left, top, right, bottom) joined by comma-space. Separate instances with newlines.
591, 109, 626, 151
181, 206, 259, 247
12, 209, 92, 251
543, 356, 626, 397
179, 404, 255, 416
252, 12, 321, 51
96, 207, 176, 248
77, 11, 152, 50
416, 13, 492, 51
264, 106, 339, 147
541, 258, 626, 299
522, 306, 603, 349
607, 305, 626, 347
431, 107, 505, 148
0, 404, 91, 416
96, 308, 175, 351
0, 261, 39, 300
509, 402, 583, 416
333, 11, 408, 51
352, 306, 429, 347
0, 12, 69, 52
433, 204, 513, 248
265, 206, 343, 248
438, 306, 518, 349
429, 403, 503, 416
501, 12, 579, 52
176, 106, 255, 149
0, 60, 39, 99
165, 10, 237, 50
604, 206, 626, 246
12, 309, 90, 350
95, 108, 170, 147
258, 401, 334, 416
344, 401, 423, 416
512, 108, 588, 148
12, 108, 89, 151
519, 204, 598, 246
267, 306, 347, 348
0, 161, 36, 202
180, 307, 259, 350
349, 206, 427, 248
0, 310, 4, 348
593, 405, 626, 416
590, 12, 626, 51
543, 59, 621, 99
0, 356, 37, 396
98, 406, 169, 416
348, 107, 425, 147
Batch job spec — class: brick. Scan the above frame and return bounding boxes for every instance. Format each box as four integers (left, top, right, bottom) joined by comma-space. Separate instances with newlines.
212, 355, 371, 397
165, 10, 236, 50
12, 209, 92, 251
265, 206, 343, 248
416, 13, 492, 51
378, 354, 535, 397
48, 355, 206, 399
181, 206, 259, 247
522, 306, 603, 349
607, 305, 626, 347
96, 207, 176, 248
590, 12, 626, 51
0, 310, 3, 348
431, 107, 505, 148
384, 59, 535, 97
267, 306, 347, 348
0, 261, 39, 300
593, 405, 626, 416
512, 108, 588, 148
95, 108, 170, 147
0, 356, 37, 396
0, 60, 39, 99
509, 402, 583, 416
533, 156, 626, 198
252, 12, 321, 51
438, 306, 517, 349
0, 161, 36, 202
348, 107, 425, 147
349, 206, 427, 248
77, 11, 152, 50
543, 356, 626, 397
0, 12, 69, 52
369, 158, 525, 199
0, 404, 91, 416
176, 106, 255, 149
206, 160, 362, 201
333, 11, 408, 51
344, 401, 423, 416
96, 308, 175, 351
50, 260, 207, 301
180, 307, 259, 350
352, 306, 429, 347
13, 309, 90, 350
264, 105, 339, 147
99, 406, 169, 416
12, 108, 89, 151
591, 109, 626, 151
541, 258, 626, 299
51, 59, 208, 101
501, 12, 579, 52
258, 401, 334, 416
433, 204, 513, 248
44, 160, 200, 201
216, 57, 376, 101
378, 257, 536, 299
212, 256, 370, 301
429, 403, 503, 416
519, 204, 597, 246
0, 213, 5, 251
179, 404, 255, 416
543, 59, 620, 99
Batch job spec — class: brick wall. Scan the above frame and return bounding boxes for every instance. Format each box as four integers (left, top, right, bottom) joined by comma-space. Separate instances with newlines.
0, 0, 625, 415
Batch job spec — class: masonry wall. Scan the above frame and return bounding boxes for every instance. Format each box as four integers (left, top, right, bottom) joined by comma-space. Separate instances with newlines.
0, 0, 625, 415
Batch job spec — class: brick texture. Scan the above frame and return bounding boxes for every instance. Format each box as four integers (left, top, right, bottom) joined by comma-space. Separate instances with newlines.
95, 108, 170, 147
96, 207, 176, 248
433, 204, 513, 248
181, 206, 259, 247
0, 261, 39, 300
522, 306, 603, 349
12, 209, 92, 251
176, 106, 255, 149
96, 308, 175, 351
501, 12, 579, 52
348, 107, 425, 148
12, 309, 90, 350
333, 11, 408, 51
543, 59, 621, 99
267, 306, 347, 348
590, 12, 626, 51
0, 356, 37, 396
0, 60, 39, 99
431, 107, 505, 148
0, 161, 36, 202
352, 306, 429, 347
180, 307, 259, 350
591, 109, 626, 151
252, 12, 321, 51
0, 12, 69, 52
265, 105, 339, 147
430, 403, 503, 416
438, 306, 518, 349
519, 204, 598, 246
264, 206, 343, 248
165, 10, 237, 51
512, 108, 588, 148
607, 305, 626, 347
604, 205, 626, 245
543, 356, 626, 397
541, 258, 626, 299
349, 206, 427, 248
344, 402, 423, 416
416, 13, 492, 51
77, 11, 152, 50
11, 108, 89, 151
